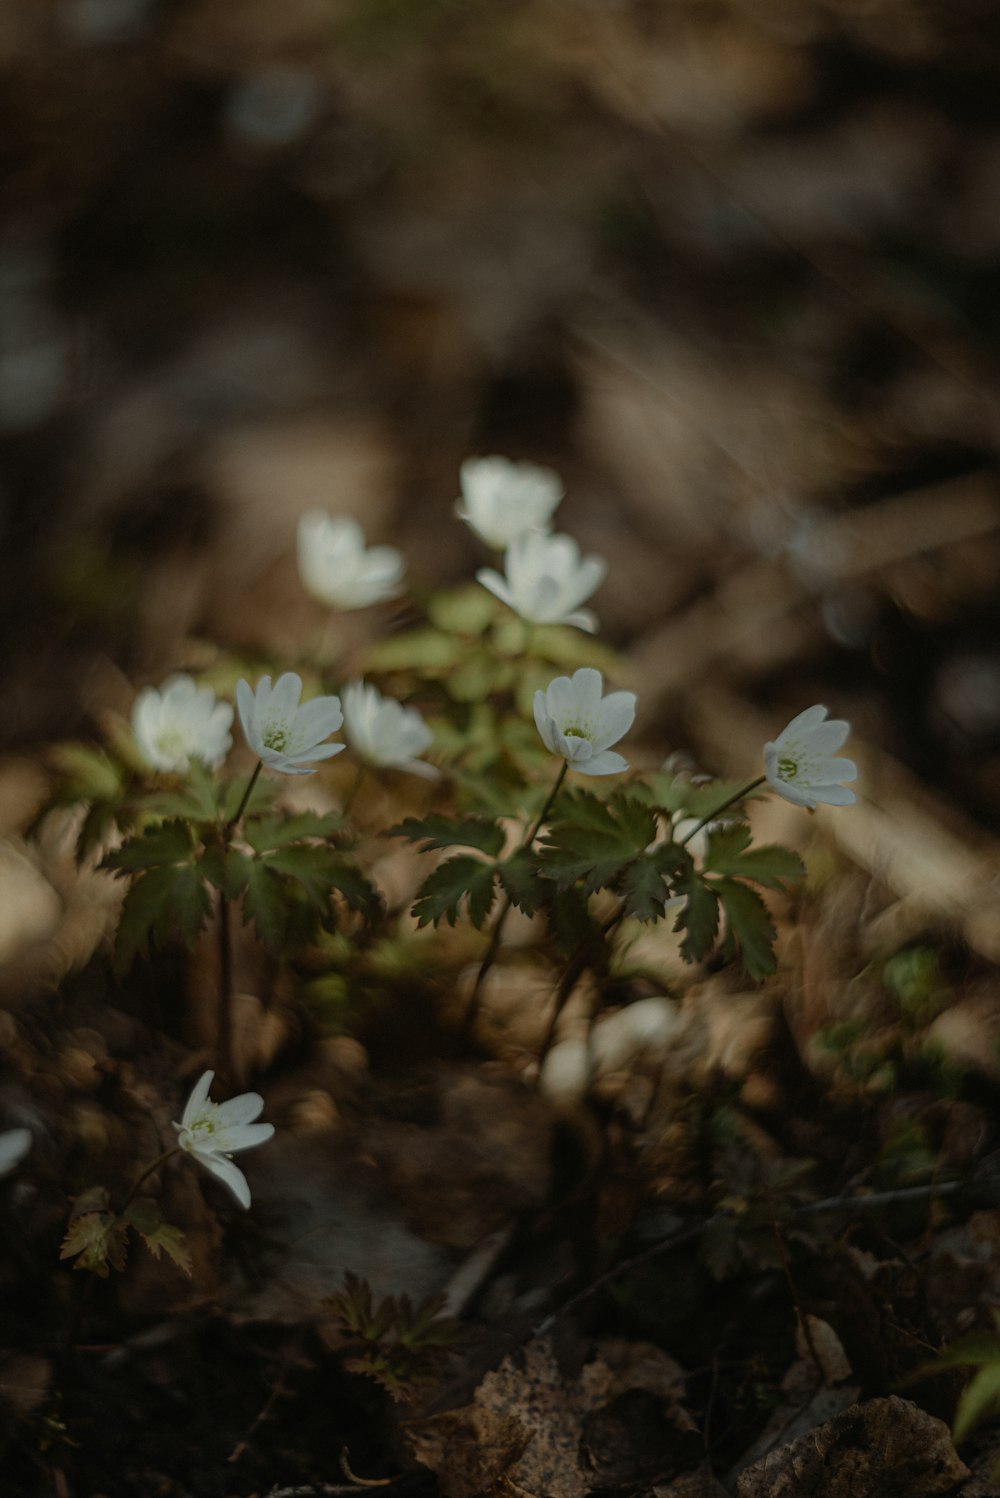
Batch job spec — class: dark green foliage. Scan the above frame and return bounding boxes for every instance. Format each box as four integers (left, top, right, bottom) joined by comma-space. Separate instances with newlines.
412, 855, 498, 928
388, 814, 506, 856
324, 1271, 464, 1401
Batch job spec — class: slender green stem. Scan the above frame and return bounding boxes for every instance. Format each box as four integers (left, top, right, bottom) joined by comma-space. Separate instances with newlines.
224, 760, 263, 837
120, 1147, 182, 1215
341, 763, 367, 817
462, 761, 569, 1039
217, 893, 234, 1087
678, 774, 766, 847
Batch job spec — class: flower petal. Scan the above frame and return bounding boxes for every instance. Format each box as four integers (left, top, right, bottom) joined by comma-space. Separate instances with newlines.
573, 749, 629, 777
193, 1151, 252, 1210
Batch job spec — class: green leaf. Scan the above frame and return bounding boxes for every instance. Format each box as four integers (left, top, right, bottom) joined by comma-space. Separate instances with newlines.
412, 856, 497, 929
389, 814, 505, 857
49, 742, 124, 803
244, 811, 345, 853
262, 843, 360, 907
954, 1361, 1000, 1445
113, 865, 184, 975
365, 627, 464, 674
703, 825, 805, 890
60, 1189, 127, 1277
138, 760, 220, 822
496, 849, 546, 914
636, 774, 762, 822
241, 860, 287, 949
673, 871, 720, 965
169, 864, 213, 951
545, 887, 605, 961
619, 857, 671, 923
715, 877, 777, 981
102, 819, 194, 874
123, 1200, 193, 1275
426, 584, 498, 635
197, 843, 228, 891
223, 849, 254, 900
539, 791, 657, 894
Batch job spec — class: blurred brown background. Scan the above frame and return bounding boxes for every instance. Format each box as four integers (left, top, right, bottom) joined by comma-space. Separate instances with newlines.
3, 0, 1000, 828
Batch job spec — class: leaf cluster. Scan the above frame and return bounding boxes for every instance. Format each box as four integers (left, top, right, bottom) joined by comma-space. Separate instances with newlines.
102, 793, 379, 973
324, 1271, 464, 1401
60, 1188, 191, 1278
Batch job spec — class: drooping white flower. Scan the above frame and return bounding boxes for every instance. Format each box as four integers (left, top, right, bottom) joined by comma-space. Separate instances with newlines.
132, 674, 234, 773
342, 681, 439, 779
533, 667, 636, 776
0, 1127, 31, 1178
477, 531, 606, 632
297, 512, 405, 610
173, 1070, 274, 1210
236, 672, 344, 776
456, 456, 563, 549
763, 704, 858, 809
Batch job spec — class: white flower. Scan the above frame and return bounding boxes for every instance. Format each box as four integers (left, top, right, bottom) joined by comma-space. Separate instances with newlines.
342, 681, 439, 779
236, 672, 344, 776
132, 674, 234, 773
533, 667, 636, 776
297, 512, 405, 610
0, 1127, 31, 1178
763, 704, 858, 809
456, 456, 563, 549
477, 531, 606, 632
173, 1070, 274, 1210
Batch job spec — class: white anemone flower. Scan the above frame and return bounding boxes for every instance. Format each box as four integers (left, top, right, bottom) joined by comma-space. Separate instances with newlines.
763, 704, 858, 809
132, 674, 234, 773
173, 1070, 274, 1210
0, 1127, 31, 1178
236, 672, 344, 776
477, 531, 606, 633
297, 511, 405, 610
342, 681, 439, 779
456, 456, 564, 549
533, 667, 636, 776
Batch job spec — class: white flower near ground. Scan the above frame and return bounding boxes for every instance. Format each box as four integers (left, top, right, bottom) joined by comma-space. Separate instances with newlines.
173, 1070, 274, 1210
0, 1127, 31, 1178
132, 674, 234, 773
342, 681, 439, 779
236, 672, 344, 776
533, 667, 636, 776
456, 456, 564, 549
763, 704, 858, 809
477, 531, 606, 632
297, 512, 405, 610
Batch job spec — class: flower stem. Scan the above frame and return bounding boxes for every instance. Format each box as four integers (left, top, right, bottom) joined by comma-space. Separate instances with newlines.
120, 1147, 182, 1215
218, 892, 235, 1087
341, 763, 367, 817
677, 775, 766, 847
462, 761, 569, 1041
535, 906, 624, 1076
224, 760, 263, 837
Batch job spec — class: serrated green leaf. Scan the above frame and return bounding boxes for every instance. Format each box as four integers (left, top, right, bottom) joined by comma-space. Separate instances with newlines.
539, 791, 657, 894
223, 849, 254, 900
169, 864, 213, 951
262, 843, 356, 907
113, 865, 183, 975
138, 760, 221, 822
715, 877, 777, 981
954, 1361, 1000, 1445
619, 857, 671, 923
673, 871, 720, 965
241, 860, 287, 949
636, 774, 763, 821
197, 843, 228, 891
389, 815, 505, 857
124, 1200, 193, 1275
496, 849, 546, 914
60, 1191, 127, 1277
545, 887, 604, 961
244, 811, 345, 854
704, 826, 805, 890
102, 819, 194, 874
412, 856, 497, 929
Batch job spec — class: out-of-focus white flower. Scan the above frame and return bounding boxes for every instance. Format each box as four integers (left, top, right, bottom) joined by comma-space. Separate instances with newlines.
763, 704, 857, 809
456, 456, 563, 549
533, 667, 636, 776
342, 681, 439, 779
0, 1127, 31, 1178
132, 674, 234, 773
173, 1070, 274, 1210
236, 672, 344, 776
477, 532, 606, 632
297, 512, 404, 610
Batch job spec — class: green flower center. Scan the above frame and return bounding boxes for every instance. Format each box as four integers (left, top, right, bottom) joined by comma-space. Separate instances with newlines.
778, 754, 800, 780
